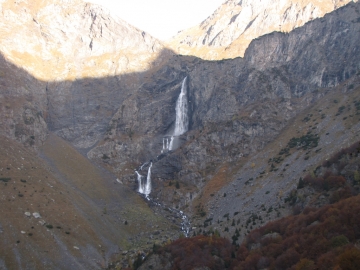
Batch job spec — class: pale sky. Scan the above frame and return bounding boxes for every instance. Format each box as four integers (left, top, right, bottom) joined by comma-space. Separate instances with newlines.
86, 0, 225, 41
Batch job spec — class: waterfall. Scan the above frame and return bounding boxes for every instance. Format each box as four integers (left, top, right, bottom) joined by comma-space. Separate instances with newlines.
174, 77, 188, 136
136, 163, 152, 195
161, 138, 170, 153
137, 77, 189, 194
168, 136, 174, 151
136, 171, 144, 194
140, 162, 148, 171
144, 163, 152, 195
168, 77, 189, 151
133, 76, 192, 236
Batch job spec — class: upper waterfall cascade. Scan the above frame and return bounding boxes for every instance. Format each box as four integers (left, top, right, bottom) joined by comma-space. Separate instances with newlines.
173, 77, 189, 136
162, 77, 189, 152
145, 163, 152, 195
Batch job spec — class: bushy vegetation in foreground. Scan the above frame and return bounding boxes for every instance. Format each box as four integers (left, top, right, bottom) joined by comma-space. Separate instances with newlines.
138, 142, 360, 270
149, 195, 360, 270
235, 195, 360, 270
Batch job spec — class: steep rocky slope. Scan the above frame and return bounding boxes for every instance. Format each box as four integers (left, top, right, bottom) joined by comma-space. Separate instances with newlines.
167, 0, 354, 60
0, 133, 179, 269
0, 0, 360, 268
0, 0, 171, 148
0, 1, 185, 268
0, 0, 164, 81
89, 2, 360, 212
0, 54, 48, 147
139, 193, 360, 269
203, 81, 360, 244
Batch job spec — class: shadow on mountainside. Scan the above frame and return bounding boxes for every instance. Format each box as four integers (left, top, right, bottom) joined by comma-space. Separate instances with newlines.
0, 2, 360, 269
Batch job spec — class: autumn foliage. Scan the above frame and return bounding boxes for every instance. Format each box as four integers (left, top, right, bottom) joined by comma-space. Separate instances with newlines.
155, 235, 234, 269
140, 143, 360, 270
322, 141, 360, 168
231, 195, 360, 270
303, 173, 346, 191
149, 195, 360, 270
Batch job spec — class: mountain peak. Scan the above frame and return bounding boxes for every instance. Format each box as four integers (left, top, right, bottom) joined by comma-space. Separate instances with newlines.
0, 0, 165, 80
167, 0, 355, 60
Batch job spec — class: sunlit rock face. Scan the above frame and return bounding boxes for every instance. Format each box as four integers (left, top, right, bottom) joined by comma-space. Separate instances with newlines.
0, 0, 165, 80
167, 0, 354, 60
0, 0, 172, 148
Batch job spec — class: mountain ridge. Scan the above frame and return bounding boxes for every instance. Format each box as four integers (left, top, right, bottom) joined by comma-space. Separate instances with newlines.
167, 0, 355, 60
0, 0, 167, 81
0, 0, 359, 268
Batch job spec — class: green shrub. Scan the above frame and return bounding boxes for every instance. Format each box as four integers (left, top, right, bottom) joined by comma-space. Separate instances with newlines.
0, 177, 11, 182
331, 235, 349, 247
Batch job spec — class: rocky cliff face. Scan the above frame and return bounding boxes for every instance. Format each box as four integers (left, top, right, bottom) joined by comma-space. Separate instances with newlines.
0, 54, 48, 147
0, 0, 164, 80
88, 2, 360, 209
0, 0, 170, 148
1, 0, 360, 268
1, 0, 359, 215
167, 0, 354, 60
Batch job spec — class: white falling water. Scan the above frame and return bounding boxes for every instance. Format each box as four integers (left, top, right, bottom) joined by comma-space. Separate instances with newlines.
168, 136, 175, 151
136, 171, 144, 194
136, 163, 152, 195
140, 162, 148, 171
161, 138, 170, 153
174, 77, 188, 136
144, 163, 152, 195
169, 77, 189, 150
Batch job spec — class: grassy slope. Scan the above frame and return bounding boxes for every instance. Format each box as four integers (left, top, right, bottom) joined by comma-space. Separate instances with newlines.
0, 133, 175, 269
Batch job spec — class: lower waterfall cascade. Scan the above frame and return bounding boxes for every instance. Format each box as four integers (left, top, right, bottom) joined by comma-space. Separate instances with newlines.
135, 163, 152, 196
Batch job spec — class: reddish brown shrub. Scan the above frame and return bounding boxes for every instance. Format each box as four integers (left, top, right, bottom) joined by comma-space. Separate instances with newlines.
324, 175, 346, 189
316, 251, 337, 270
160, 235, 234, 269
294, 258, 315, 270
330, 186, 353, 203
322, 141, 360, 168
153, 196, 360, 270
337, 247, 360, 270
275, 248, 300, 269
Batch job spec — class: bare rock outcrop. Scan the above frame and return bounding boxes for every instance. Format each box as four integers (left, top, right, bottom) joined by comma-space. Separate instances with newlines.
0, 0, 170, 147
168, 0, 354, 60
89, 1, 360, 208
0, 0, 164, 80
